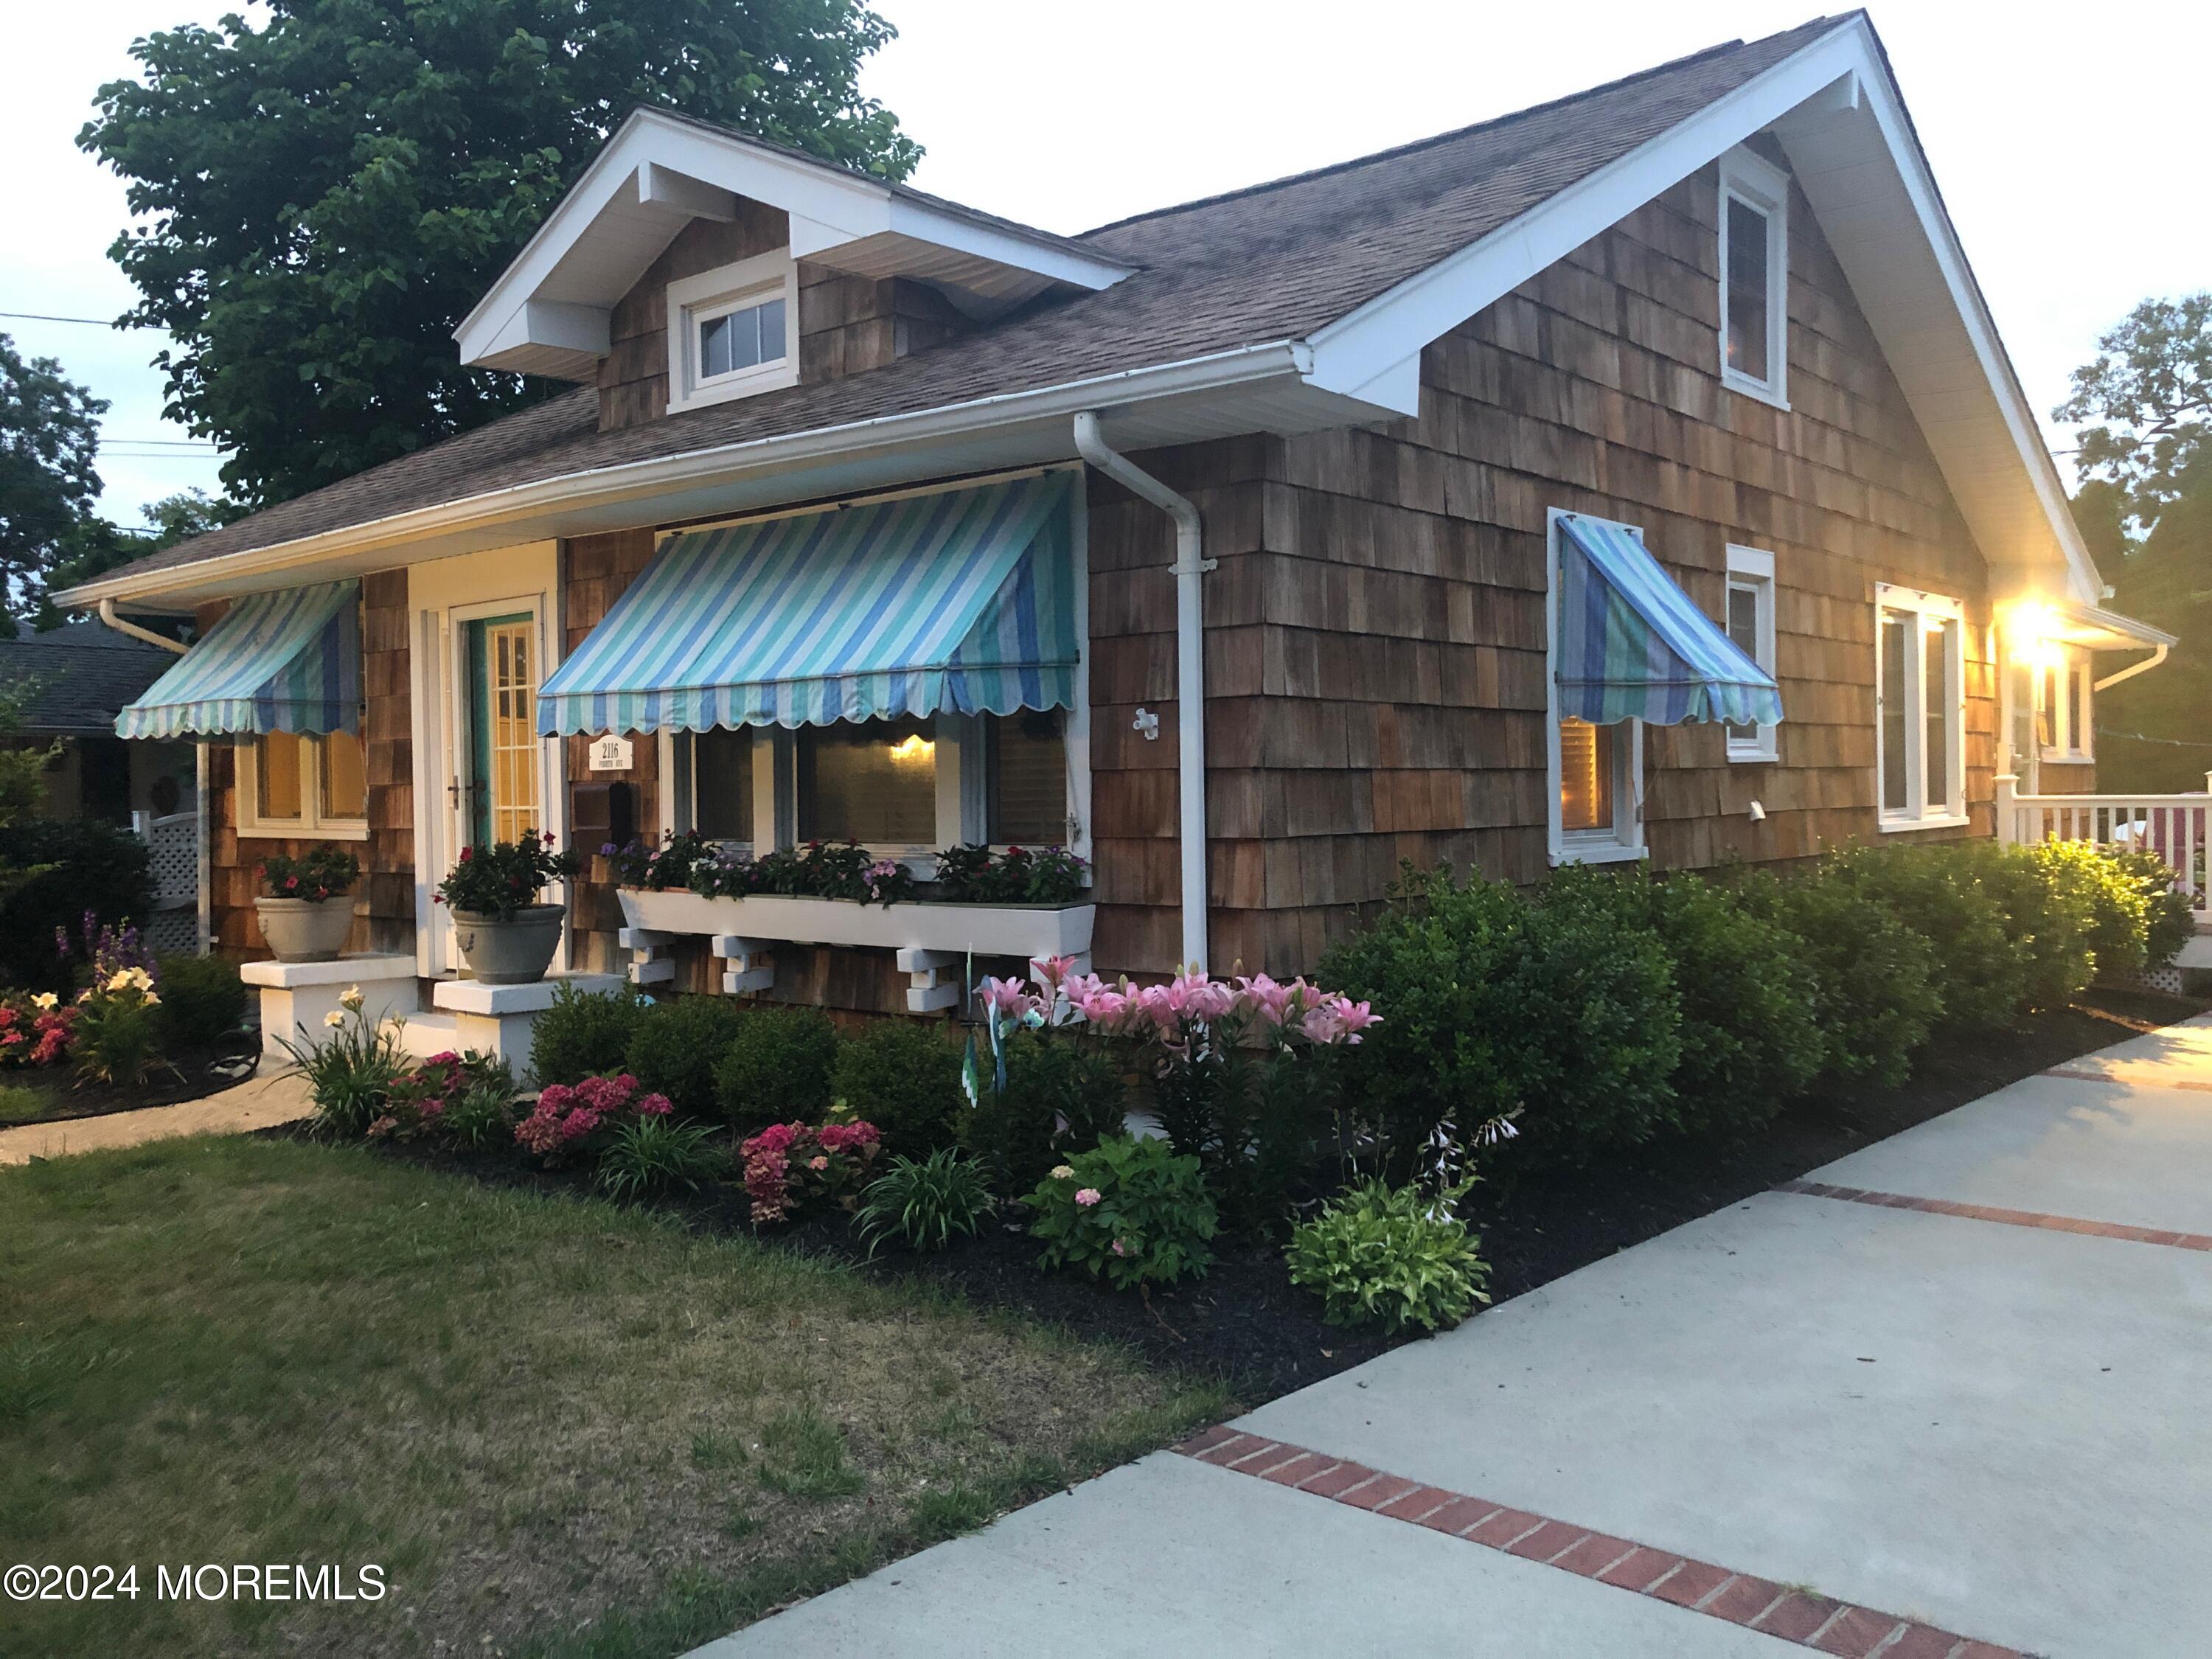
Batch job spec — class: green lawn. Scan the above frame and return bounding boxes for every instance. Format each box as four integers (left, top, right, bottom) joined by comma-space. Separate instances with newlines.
0, 1136, 1228, 1657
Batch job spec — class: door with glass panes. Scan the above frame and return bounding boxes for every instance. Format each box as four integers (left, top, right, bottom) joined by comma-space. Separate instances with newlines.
463, 614, 540, 847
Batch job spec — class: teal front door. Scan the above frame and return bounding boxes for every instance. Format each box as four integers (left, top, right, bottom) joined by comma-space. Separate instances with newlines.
465, 613, 540, 848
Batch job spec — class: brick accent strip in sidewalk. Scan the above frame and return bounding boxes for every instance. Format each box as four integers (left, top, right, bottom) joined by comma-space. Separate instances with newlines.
1172, 1427, 2020, 1658
1777, 1178, 2212, 1252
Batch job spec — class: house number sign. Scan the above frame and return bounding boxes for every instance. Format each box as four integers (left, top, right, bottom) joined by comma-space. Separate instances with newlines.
588, 736, 635, 772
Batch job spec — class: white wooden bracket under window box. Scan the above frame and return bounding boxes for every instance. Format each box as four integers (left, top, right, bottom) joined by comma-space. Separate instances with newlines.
616, 888, 1095, 1010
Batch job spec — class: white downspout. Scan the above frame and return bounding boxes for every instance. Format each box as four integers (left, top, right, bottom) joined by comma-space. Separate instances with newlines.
2093, 641, 2168, 694
1073, 411, 1211, 973
96, 598, 188, 654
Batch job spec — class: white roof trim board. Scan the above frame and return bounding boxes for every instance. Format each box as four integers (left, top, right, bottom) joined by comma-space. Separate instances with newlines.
456, 109, 1135, 380
72, 17, 2103, 611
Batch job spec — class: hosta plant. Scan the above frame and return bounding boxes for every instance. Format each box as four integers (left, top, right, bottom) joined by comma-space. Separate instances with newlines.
1025, 1135, 1217, 1291
1286, 1178, 1491, 1335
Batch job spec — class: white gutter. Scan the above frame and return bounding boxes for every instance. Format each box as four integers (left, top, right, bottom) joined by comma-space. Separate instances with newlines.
96, 599, 187, 655
2094, 642, 2169, 695
59, 340, 1310, 609
1072, 411, 1210, 973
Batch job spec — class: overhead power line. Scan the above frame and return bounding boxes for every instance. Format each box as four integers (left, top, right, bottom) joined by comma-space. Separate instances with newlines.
0, 310, 147, 327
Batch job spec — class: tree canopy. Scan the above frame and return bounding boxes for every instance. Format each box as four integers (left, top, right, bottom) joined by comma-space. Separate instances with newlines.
79, 0, 922, 512
0, 336, 109, 636
2055, 292, 2211, 546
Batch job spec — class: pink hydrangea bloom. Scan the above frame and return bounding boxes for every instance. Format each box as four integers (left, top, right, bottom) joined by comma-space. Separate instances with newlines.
1074, 1188, 1102, 1208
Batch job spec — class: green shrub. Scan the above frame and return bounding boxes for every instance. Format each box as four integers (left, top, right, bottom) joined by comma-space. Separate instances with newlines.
529, 981, 650, 1087
1830, 845, 2023, 1032
1644, 873, 1824, 1135
1961, 841, 2095, 1011
441, 1076, 521, 1150
1736, 864, 1938, 1088
712, 1005, 840, 1127
855, 1149, 996, 1255
1324, 863, 1682, 1172
0, 819, 152, 991
2025, 839, 2153, 985
830, 1018, 962, 1155
1286, 1179, 1492, 1335
1025, 1135, 1217, 1290
154, 953, 248, 1048
2115, 849, 2197, 968
597, 1115, 726, 1203
959, 1031, 1129, 1194
625, 994, 747, 1117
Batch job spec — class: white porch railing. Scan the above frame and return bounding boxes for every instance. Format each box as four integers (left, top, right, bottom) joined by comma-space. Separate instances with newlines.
1994, 773, 2212, 927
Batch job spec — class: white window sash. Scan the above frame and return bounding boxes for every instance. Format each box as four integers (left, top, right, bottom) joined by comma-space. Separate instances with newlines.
235, 733, 370, 841
1717, 146, 1790, 409
1874, 582, 1966, 830
1724, 545, 1778, 762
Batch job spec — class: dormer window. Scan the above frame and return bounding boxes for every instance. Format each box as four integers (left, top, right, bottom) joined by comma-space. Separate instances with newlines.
667, 251, 800, 413
1717, 147, 1789, 408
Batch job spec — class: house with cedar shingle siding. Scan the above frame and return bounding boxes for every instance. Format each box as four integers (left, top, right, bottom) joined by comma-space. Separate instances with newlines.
68, 12, 2173, 1023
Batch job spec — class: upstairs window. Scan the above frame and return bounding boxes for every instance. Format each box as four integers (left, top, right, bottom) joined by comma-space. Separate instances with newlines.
667, 251, 799, 414
1718, 148, 1789, 407
1723, 546, 1779, 762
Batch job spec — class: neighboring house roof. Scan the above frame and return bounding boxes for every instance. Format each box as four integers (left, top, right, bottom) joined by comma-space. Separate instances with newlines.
0, 619, 183, 736
60, 11, 2101, 611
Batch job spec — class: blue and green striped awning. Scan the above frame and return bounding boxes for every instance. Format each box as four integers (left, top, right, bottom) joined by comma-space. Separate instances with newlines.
116, 580, 361, 740
539, 472, 1079, 736
1557, 515, 1784, 726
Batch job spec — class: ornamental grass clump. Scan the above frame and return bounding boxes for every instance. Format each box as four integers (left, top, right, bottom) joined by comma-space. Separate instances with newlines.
740, 1116, 883, 1225
1025, 1135, 1217, 1290
1286, 1178, 1492, 1335
855, 1148, 996, 1256
513, 1073, 672, 1162
279, 990, 408, 1136
597, 1114, 726, 1202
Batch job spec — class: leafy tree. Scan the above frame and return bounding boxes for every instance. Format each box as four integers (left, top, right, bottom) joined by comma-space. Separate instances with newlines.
2055, 293, 2211, 544
0, 336, 108, 634
79, 1, 922, 512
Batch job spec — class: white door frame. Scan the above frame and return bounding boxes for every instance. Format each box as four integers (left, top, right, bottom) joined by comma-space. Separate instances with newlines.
408, 543, 567, 978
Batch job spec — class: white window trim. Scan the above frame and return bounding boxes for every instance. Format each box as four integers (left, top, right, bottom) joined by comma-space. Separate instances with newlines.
665, 250, 800, 414
656, 466, 1092, 877
2038, 651, 2095, 763
1717, 146, 1790, 410
1874, 581, 1968, 832
1545, 507, 1646, 866
1723, 544, 1780, 763
235, 733, 370, 841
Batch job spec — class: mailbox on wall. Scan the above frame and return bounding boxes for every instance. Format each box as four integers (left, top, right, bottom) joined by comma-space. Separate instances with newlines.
571, 780, 636, 855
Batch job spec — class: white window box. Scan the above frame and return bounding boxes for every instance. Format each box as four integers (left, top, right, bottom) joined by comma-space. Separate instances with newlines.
616, 886, 1095, 1009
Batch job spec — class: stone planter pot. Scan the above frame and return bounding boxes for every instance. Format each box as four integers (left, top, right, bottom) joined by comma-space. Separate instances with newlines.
450, 903, 566, 985
254, 895, 355, 963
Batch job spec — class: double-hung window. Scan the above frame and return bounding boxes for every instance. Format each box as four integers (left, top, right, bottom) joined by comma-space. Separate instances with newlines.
1874, 583, 1966, 830
2039, 654, 2093, 762
1547, 512, 1644, 864
1717, 147, 1790, 408
666, 251, 799, 414
1723, 545, 1778, 762
238, 729, 369, 838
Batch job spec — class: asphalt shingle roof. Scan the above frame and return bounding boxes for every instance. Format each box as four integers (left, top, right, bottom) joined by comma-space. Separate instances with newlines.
0, 619, 181, 735
86, 15, 1842, 591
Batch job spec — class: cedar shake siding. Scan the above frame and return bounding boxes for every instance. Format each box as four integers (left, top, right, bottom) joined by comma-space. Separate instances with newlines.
1090, 159, 1997, 978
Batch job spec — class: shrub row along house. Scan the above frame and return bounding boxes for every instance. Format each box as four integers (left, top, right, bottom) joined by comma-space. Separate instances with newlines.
71, 13, 2177, 1020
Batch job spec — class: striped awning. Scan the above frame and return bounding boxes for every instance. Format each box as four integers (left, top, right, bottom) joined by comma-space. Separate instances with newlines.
1557, 515, 1784, 726
116, 580, 361, 740
539, 472, 1078, 736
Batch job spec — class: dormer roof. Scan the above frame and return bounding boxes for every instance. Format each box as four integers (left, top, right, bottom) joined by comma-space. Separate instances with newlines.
455, 108, 1135, 380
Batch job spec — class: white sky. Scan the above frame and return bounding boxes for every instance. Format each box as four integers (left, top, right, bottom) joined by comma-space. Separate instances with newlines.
4, 1, 2204, 525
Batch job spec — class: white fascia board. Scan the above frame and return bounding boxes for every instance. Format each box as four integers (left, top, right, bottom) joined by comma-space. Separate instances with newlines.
1300, 15, 2098, 605
638, 160, 735, 221
58, 341, 1310, 608
879, 197, 1130, 293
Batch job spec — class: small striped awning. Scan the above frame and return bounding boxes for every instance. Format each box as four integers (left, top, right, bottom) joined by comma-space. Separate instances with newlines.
116, 580, 361, 740
539, 472, 1078, 736
1556, 515, 1784, 726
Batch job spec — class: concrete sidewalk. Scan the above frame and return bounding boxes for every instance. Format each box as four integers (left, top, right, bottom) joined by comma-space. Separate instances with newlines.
694, 1014, 2212, 1658
0, 1069, 312, 1165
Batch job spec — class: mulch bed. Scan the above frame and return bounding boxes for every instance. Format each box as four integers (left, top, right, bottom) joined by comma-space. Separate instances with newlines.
327, 984, 2202, 1406
4, 1034, 261, 1126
